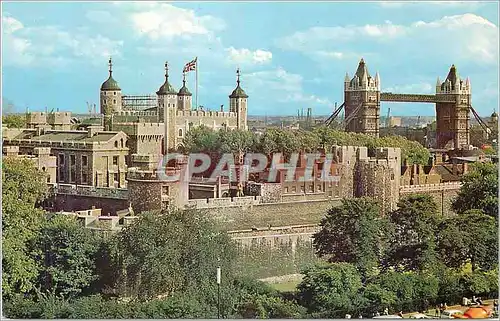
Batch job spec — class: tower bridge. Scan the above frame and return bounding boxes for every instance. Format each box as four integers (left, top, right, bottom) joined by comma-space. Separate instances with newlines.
326, 59, 491, 150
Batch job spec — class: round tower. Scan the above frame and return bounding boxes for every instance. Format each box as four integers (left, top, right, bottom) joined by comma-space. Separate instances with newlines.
491, 111, 498, 125
100, 57, 122, 118
156, 62, 178, 153
229, 68, 248, 131
177, 72, 192, 111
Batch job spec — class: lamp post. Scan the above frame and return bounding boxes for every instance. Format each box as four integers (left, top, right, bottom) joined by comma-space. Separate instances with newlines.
217, 264, 221, 319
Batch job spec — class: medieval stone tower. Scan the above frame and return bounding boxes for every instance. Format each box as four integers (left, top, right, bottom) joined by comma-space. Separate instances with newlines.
229, 68, 249, 131
435, 65, 471, 149
100, 57, 122, 131
344, 58, 381, 137
177, 72, 192, 111
156, 62, 178, 153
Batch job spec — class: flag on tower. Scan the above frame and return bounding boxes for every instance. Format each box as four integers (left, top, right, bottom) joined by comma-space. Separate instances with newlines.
183, 57, 197, 73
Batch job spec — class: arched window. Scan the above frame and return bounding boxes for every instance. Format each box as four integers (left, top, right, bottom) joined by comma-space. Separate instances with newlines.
121, 138, 124, 147
114, 141, 118, 148
178, 128, 183, 137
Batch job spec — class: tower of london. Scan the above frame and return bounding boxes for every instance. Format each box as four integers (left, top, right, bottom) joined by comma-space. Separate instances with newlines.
100, 58, 249, 157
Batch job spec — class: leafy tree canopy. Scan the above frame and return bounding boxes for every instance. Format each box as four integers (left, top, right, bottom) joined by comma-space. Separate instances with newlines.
2, 157, 48, 298
182, 126, 430, 165
452, 162, 498, 219
2, 114, 26, 128
313, 198, 387, 280
386, 194, 441, 272
112, 209, 238, 301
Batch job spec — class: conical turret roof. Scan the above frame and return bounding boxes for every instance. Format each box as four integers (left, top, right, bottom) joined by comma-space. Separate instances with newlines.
101, 58, 121, 91
229, 68, 248, 98
157, 62, 177, 95
178, 72, 192, 96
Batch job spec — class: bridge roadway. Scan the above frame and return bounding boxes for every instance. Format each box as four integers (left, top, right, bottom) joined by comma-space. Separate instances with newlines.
380, 92, 456, 103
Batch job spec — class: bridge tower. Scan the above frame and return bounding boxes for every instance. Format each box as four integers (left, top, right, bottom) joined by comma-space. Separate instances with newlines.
344, 58, 381, 137
435, 65, 471, 149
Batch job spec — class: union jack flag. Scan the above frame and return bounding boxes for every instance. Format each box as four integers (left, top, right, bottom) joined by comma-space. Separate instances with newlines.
183, 57, 197, 73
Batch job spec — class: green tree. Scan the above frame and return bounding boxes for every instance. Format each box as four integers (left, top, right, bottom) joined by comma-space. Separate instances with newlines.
452, 162, 498, 219
182, 125, 219, 152
2, 157, 48, 298
112, 209, 238, 301
297, 262, 365, 317
217, 129, 257, 154
313, 198, 387, 279
2, 114, 26, 128
386, 194, 441, 272
437, 209, 498, 271
33, 215, 102, 298
240, 294, 306, 319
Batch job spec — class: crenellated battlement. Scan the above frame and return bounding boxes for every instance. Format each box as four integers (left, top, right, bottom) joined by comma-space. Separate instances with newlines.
176, 110, 237, 118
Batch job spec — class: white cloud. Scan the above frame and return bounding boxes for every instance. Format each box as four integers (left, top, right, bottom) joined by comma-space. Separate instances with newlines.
2, 13, 123, 67
123, 3, 225, 40
379, 1, 484, 9
225, 47, 272, 65
277, 13, 498, 65
244, 68, 331, 106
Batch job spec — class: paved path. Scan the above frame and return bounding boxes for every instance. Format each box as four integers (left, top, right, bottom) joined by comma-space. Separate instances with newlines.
404, 300, 495, 318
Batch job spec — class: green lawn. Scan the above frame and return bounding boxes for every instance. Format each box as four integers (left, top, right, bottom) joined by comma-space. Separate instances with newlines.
269, 280, 301, 292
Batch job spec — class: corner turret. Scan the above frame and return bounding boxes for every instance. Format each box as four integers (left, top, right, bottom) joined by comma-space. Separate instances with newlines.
229, 68, 248, 130
100, 57, 122, 130
177, 72, 192, 111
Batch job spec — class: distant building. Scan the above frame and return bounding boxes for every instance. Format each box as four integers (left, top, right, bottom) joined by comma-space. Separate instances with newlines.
388, 116, 401, 127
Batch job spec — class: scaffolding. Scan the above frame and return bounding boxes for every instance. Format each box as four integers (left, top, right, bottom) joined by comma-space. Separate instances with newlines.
122, 95, 157, 111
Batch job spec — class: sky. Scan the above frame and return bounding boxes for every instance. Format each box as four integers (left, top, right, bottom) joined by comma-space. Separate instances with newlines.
1, 1, 499, 117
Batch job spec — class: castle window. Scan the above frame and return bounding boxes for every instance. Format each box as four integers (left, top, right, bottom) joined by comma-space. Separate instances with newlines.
178, 128, 183, 137
114, 141, 118, 148
70, 154, 76, 166
70, 169, 76, 183
82, 172, 88, 184
113, 99, 116, 104
162, 185, 169, 195
121, 138, 124, 148
113, 156, 119, 165
113, 92, 116, 96
59, 154, 65, 165
113, 173, 119, 184
42, 167, 46, 172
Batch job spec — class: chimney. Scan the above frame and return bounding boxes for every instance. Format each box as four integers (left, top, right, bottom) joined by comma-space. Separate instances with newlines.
87, 125, 104, 138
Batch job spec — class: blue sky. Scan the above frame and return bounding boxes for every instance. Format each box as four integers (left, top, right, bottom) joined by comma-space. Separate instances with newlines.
2, 1, 499, 116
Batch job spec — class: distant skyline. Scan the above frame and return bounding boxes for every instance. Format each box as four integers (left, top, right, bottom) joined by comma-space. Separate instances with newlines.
2, 1, 499, 117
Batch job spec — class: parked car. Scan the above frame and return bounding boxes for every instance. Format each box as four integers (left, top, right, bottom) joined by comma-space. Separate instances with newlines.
441, 309, 463, 319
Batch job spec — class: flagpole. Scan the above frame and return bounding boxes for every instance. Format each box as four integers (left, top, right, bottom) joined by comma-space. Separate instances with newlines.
195, 57, 199, 109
